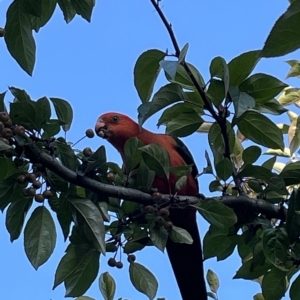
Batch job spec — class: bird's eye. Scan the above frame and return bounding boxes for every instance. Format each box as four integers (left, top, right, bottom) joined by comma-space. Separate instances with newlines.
111, 116, 119, 122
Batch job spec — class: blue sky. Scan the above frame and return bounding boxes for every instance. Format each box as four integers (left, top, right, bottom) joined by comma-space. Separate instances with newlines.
0, 1, 299, 299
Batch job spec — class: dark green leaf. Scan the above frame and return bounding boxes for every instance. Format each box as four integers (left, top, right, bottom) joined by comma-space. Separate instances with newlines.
31, 0, 57, 32
192, 200, 237, 229
228, 50, 261, 85
203, 226, 237, 260
24, 206, 56, 270
262, 268, 286, 300
136, 160, 155, 192
5, 1, 36, 75
233, 259, 271, 280
280, 161, 300, 185
165, 112, 203, 137
140, 144, 170, 180
124, 137, 143, 172
242, 146, 262, 165
81, 145, 106, 175
207, 79, 225, 106
237, 165, 272, 181
0, 91, 6, 112
50, 98, 73, 131
21, 0, 42, 16
138, 83, 185, 126
262, 156, 276, 170
5, 196, 33, 242
255, 99, 288, 115
70, 0, 94, 22
56, 138, 79, 171
209, 180, 223, 192
286, 189, 300, 244
290, 274, 300, 300
149, 225, 168, 252
42, 119, 61, 138
124, 241, 147, 253
36, 97, 51, 124
99, 272, 116, 300
134, 49, 165, 103
239, 73, 288, 103
9, 86, 31, 102
209, 56, 229, 96
215, 158, 232, 181
236, 111, 284, 150
263, 228, 289, 268
261, 1, 300, 57
56, 194, 73, 241
129, 262, 158, 300
58, 0, 76, 23
160, 60, 178, 79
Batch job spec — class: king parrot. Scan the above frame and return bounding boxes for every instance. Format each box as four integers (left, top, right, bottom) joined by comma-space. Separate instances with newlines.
95, 112, 206, 300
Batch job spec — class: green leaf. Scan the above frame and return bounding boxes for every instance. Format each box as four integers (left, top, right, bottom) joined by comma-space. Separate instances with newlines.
229, 86, 255, 118
215, 158, 233, 181
58, 0, 76, 23
30, 0, 57, 32
165, 62, 205, 90
206, 269, 219, 293
124, 241, 147, 254
175, 175, 187, 192
239, 73, 288, 103
262, 268, 286, 300
242, 146, 262, 165
56, 138, 79, 171
21, 0, 42, 16
4, 1, 36, 75
124, 137, 143, 172
24, 206, 57, 270
203, 226, 237, 260
209, 56, 229, 96
228, 50, 261, 85
140, 144, 170, 180
70, 0, 94, 22
207, 79, 225, 106
286, 60, 300, 78
288, 115, 300, 154
279, 161, 300, 185
149, 225, 168, 252
261, 1, 300, 57
237, 165, 272, 181
236, 110, 284, 150
70, 198, 106, 254
263, 228, 289, 268
134, 49, 165, 103
286, 189, 300, 244
160, 60, 178, 79
278, 87, 300, 106
136, 160, 155, 192
129, 262, 158, 300
169, 226, 193, 244
9, 86, 31, 102
74, 296, 96, 300
290, 274, 300, 300
165, 112, 203, 137
0, 91, 6, 112
255, 99, 288, 115
99, 272, 116, 300
42, 119, 62, 138
178, 43, 189, 63
192, 200, 237, 229
262, 156, 276, 170
64, 248, 99, 297
50, 98, 73, 131
138, 83, 185, 126
5, 197, 33, 242
209, 180, 223, 193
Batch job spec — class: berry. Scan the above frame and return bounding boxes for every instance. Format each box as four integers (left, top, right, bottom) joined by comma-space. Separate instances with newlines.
26, 187, 36, 196
164, 221, 173, 230
127, 254, 136, 263
2, 128, 13, 138
26, 173, 36, 183
158, 208, 170, 218
17, 175, 27, 185
107, 257, 117, 267
116, 261, 123, 269
35, 194, 44, 203
15, 126, 25, 135
145, 205, 155, 214
83, 147, 93, 157
4, 119, 12, 127
0, 121, 4, 133
43, 190, 53, 199
155, 216, 165, 226
0, 28, 5, 38
0, 112, 9, 123
85, 129, 95, 138
152, 192, 163, 203
32, 180, 42, 189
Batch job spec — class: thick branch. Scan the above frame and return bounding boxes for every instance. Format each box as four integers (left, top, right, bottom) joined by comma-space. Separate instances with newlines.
27, 144, 286, 220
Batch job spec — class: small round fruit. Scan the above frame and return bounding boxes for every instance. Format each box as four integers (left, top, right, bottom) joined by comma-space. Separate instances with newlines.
158, 208, 170, 218
4, 119, 12, 127
152, 192, 163, 203
43, 190, 53, 199
2, 128, 13, 138
145, 205, 155, 214
0, 28, 5, 38
32, 180, 42, 189
155, 216, 165, 226
127, 254, 136, 263
107, 172, 115, 182
0, 112, 9, 123
108, 257, 117, 267
164, 221, 174, 230
0, 121, 4, 133
26, 187, 36, 196
15, 126, 25, 135
83, 147, 93, 157
116, 261, 123, 269
26, 173, 36, 183
85, 129, 95, 138
17, 175, 27, 185
35, 194, 44, 203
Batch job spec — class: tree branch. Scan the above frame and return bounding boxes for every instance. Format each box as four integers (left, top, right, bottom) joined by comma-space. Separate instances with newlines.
27, 144, 286, 221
